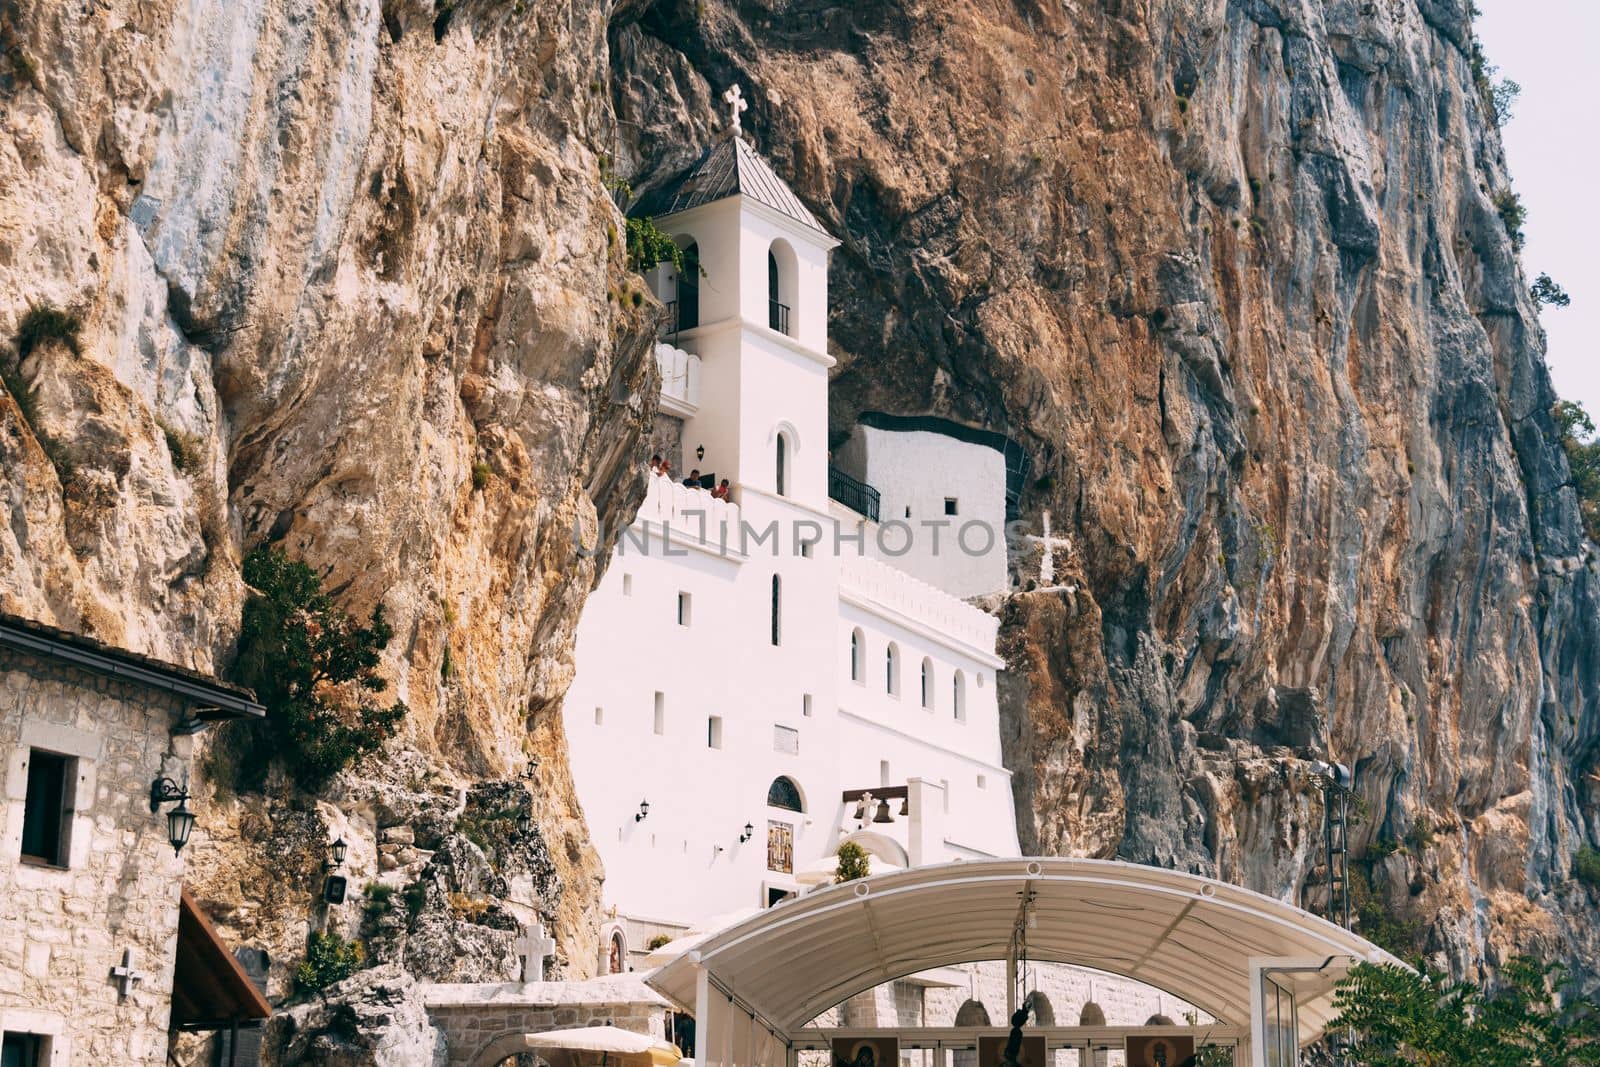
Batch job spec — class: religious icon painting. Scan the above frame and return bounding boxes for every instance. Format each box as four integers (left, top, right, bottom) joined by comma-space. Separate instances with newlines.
767, 820, 794, 874
976, 1033, 1046, 1067
830, 1036, 898, 1067
1123, 1035, 1195, 1067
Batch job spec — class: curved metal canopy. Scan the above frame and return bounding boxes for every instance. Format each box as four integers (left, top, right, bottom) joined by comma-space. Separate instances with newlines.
647, 858, 1395, 1039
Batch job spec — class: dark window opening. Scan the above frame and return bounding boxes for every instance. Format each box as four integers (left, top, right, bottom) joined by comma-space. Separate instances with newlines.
767, 250, 790, 335
2, 1034, 47, 1067
767, 776, 804, 812
776, 434, 788, 496
21, 750, 71, 867
677, 242, 700, 332
770, 575, 782, 646
944, 497, 959, 516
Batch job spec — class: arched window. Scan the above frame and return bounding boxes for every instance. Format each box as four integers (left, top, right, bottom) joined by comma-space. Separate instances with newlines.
767, 776, 804, 812
920, 658, 933, 709
953, 670, 966, 721
885, 643, 900, 696
768, 240, 797, 336
770, 575, 782, 646
677, 240, 700, 331
607, 929, 627, 974
1024, 991, 1056, 1027
850, 628, 864, 683
775, 432, 788, 496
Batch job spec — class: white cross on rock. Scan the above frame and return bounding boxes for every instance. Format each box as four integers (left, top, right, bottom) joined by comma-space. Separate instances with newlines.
111, 947, 147, 999
514, 920, 557, 983
723, 84, 749, 137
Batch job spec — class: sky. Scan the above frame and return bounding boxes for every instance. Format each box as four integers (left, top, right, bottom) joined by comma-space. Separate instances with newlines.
1474, 0, 1600, 418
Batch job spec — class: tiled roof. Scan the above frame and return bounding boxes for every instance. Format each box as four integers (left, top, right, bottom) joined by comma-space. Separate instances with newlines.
0, 611, 264, 719
633, 137, 829, 236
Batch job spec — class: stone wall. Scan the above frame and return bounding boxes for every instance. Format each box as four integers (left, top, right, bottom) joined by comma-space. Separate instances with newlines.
0, 648, 194, 1064
423, 979, 668, 1067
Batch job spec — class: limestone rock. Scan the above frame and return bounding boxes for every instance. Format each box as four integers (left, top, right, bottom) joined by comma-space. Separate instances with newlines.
267, 965, 446, 1067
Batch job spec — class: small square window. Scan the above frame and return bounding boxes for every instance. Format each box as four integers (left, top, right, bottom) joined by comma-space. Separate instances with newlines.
677, 591, 692, 626
800, 541, 813, 559
976, 774, 987, 789
21, 749, 73, 868
622, 573, 634, 596
707, 716, 724, 750
944, 497, 959, 516
2, 1033, 49, 1067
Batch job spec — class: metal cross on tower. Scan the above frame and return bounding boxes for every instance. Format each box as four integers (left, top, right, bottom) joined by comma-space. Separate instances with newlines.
723, 84, 748, 137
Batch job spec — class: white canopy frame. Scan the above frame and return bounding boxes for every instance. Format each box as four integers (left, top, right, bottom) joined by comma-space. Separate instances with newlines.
647, 859, 1396, 1067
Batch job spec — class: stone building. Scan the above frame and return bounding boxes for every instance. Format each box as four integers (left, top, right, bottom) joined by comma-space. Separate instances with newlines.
0, 613, 267, 1065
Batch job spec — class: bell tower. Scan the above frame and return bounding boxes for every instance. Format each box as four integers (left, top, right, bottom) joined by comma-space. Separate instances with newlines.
635, 89, 839, 508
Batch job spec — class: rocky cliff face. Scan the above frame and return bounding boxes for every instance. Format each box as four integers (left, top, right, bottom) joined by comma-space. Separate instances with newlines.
1, 0, 1595, 1020
608, 0, 1599, 978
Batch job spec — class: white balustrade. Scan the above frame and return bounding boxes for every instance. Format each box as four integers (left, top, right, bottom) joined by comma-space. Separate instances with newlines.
655, 342, 701, 416
838, 553, 998, 652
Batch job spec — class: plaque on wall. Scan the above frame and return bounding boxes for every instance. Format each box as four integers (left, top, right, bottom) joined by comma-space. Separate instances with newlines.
831, 1036, 899, 1067
1124, 1035, 1195, 1067
767, 821, 794, 874
976, 1033, 1046, 1067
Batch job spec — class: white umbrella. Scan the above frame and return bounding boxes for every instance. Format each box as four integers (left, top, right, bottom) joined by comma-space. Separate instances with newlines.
516, 1026, 681, 1067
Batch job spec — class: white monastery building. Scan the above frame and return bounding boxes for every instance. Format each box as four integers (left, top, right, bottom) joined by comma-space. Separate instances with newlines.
566, 131, 1018, 937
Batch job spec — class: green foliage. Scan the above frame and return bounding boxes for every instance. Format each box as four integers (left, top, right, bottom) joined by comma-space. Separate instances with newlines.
471, 461, 491, 491
1553, 401, 1600, 541
834, 841, 871, 883
403, 879, 428, 920
1575, 846, 1600, 890
233, 547, 407, 791
646, 933, 673, 951
294, 930, 367, 994
17, 304, 82, 360
1493, 188, 1526, 251
1532, 273, 1572, 309
159, 420, 203, 475
362, 882, 396, 920
1331, 957, 1600, 1066
625, 216, 695, 276
1404, 815, 1438, 853
1350, 865, 1423, 959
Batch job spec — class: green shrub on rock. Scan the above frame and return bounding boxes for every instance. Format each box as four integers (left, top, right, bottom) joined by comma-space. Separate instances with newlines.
294, 930, 366, 994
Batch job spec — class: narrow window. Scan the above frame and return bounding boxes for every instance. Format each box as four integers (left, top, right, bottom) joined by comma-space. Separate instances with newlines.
879, 760, 892, 787
622, 572, 633, 596
921, 658, 933, 709
802, 693, 813, 718
653, 692, 665, 735
944, 497, 959, 516
977, 774, 987, 789
707, 716, 723, 749
849, 629, 864, 683
770, 575, 782, 646
20, 749, 72, 867
775, 434, 788, 497
594, 706, 604, 726
677, 241, 700, 331
953, 670, 967, 722
885, 643, 900, 696
677, 591, 692, 626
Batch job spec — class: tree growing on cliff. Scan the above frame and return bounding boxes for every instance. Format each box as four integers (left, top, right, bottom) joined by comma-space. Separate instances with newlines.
1552, 401, 1600, 541
1330, 957, 1600, 1065
234, 547, 407, 791
1532, 273, 1572, 309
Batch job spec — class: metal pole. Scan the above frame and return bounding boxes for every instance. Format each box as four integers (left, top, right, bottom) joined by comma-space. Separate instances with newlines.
228, 1018, 239, 1067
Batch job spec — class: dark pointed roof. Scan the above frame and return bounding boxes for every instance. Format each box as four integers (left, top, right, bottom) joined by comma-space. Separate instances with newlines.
633, 137, 828, 237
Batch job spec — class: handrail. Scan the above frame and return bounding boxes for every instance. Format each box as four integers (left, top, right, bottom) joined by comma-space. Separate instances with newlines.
768, 300, 791, 336
827, 465, 880, 522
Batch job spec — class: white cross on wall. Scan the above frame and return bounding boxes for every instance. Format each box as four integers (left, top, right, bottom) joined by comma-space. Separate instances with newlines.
723, 84, 748, 137
514, 920, 557, 983
111, 947, 147, 999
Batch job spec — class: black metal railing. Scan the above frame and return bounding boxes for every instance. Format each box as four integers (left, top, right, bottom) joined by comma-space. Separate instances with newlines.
768, 300, 791, 336
828, 466, 880, 522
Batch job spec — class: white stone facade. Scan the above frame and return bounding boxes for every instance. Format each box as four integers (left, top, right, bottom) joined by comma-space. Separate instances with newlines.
0, 648, 196, 1065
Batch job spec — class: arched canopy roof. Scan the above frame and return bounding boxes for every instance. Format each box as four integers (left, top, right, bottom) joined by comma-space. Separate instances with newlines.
648, 858, 1394, 1040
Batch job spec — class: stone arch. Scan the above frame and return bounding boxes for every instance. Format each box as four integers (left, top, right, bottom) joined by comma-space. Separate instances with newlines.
1024, 990, 1055, 1026
1079, 1001, 1106, 1026
954, 998, 991, 1026
767, 238, 798, 335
